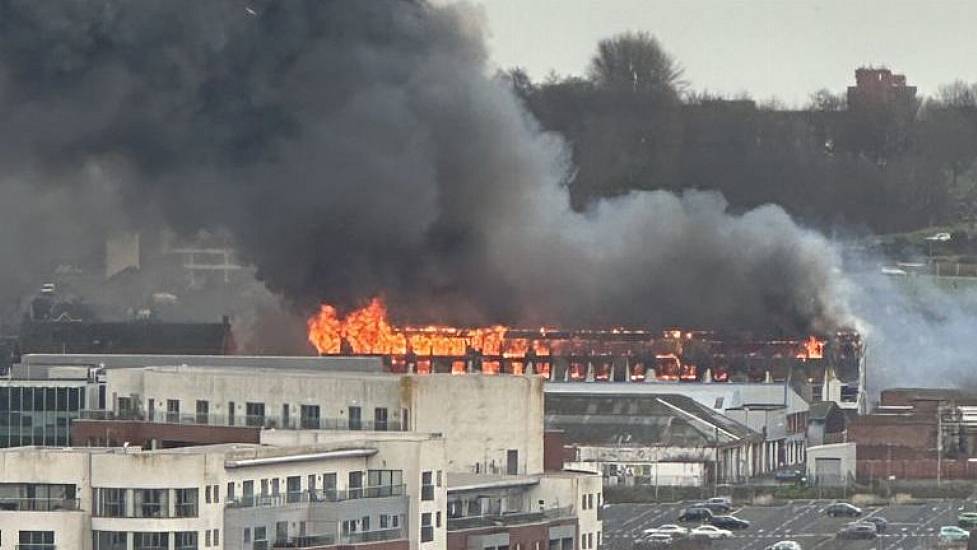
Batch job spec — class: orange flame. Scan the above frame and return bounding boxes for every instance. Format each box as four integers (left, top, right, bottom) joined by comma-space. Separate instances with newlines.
307, 297, 552, 361
796, 336, 825, 360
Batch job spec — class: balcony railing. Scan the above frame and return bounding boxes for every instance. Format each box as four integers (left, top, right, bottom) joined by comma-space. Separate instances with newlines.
341, 528, 406, 544
276, 530, 405, 548
446, 506, 575, 531
226, 485, 405, 509
79, 410, 403, 432
273, 534, 335, 548
0, 498, 80, 512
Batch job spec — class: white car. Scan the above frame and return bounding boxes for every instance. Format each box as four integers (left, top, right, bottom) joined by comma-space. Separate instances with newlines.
764, 542, 802, 550
690, 525, 732, 539
926, 232, 952, 242
643, 525, 688, 537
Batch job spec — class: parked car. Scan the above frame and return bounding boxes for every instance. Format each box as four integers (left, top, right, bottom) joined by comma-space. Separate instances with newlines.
689, 525, 732, 540
764, 542, 802, 550
635, 533, 673, 548
824, 502, 862, 517
837, 523, 877, 540
691, 500, 732, 514
709, 515, 750, 530
774, 469, 806, 483
707, 496, 732, 506
643, 525, 688, 538
940, 526, 971, 543
677, 507, 713, 523
860, 516, 888, 532
958, 512, 977, 529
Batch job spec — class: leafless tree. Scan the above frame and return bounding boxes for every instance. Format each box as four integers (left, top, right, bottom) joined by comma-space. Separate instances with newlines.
588, 31, 684, 97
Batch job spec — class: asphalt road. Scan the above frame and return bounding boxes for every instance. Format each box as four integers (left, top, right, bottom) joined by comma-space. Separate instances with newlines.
603, 500, 973, 550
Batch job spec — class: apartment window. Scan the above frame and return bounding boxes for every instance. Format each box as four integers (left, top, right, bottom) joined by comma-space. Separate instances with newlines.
362, 515, 371, 531
206, 530, 211, 547
175, 488, 198, 517
368, 469, 403, 497
421, 512, 434, 542
213, 529, 219, 546
374, 407, 388, 430
308, 475, 317, 495
164, 399, 179, 423
437, 470, 442, 487
348, 406, 362, 430
260, 479, 269, 497
581, 534, 586, 549
276, 521, 288, 544
342, 520, 356, 536
392, 514, 400, 528
213, 484, 219, 503
271, 478, 280, 496
282, 404, 290, 428
205, 485, 211, 504
118, 396, 133, 418
196, 400, 209, 424
94, 531, 127, 550
323, 473, 337, 501
175, 531, 198, 550
19, 531, 54, 550
506, 449, 519, 475
227, 482, 236, 501
380, 514, 389, 529
348, 471, 363, 499
244, 528, 251, 543
254, 527, 267, 547
436, 511, 442, 528
246, 402, 266, 427
95, 488, 126, 517
133, 532, 168, 550
588, 494, 594, 509
581, 494, 587, 510
147, 398, 155, 422
298, 404, 320, 429
421, 471, 434, 501
228, 401, 236, 426
133, 489, 168, 518
286, 476, 302, 503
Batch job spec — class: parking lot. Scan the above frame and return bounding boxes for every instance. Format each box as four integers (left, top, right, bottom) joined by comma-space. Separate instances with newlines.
603, 499, 973, 550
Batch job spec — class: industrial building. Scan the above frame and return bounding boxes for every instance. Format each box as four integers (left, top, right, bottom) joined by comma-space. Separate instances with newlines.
543, 382, 810, 486
544, 390, 763, 485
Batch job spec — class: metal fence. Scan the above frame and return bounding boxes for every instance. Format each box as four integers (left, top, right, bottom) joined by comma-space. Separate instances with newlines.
226, 484, 406, 509
446, 506, 574, 530
79, 410, 404, 432
0, 498, 79, 512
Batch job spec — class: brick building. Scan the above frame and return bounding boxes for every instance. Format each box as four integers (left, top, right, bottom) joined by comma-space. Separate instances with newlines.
849, 388, 977, 481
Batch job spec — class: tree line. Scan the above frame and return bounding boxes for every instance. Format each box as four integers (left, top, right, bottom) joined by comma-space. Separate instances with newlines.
502, 31, 977, 235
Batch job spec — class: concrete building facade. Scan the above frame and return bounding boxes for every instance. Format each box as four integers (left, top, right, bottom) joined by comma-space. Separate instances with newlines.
0, 433, 445, 550
95, 365, 543, 477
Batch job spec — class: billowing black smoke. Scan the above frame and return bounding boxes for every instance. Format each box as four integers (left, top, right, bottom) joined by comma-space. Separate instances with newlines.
0, 0, 855, 334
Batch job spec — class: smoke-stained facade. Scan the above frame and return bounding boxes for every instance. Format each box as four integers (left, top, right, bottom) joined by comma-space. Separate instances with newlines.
0, 0, 855, 335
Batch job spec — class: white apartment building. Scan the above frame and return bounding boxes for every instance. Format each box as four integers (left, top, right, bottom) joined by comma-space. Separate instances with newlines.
100, 365, 544, 475
0, 432, 445, 550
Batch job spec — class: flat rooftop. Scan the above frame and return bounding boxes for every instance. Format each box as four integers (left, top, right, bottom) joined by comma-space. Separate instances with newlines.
447, 473, 540, 492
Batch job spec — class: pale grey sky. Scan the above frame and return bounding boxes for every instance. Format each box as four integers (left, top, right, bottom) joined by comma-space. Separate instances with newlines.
469, 0, 977, 106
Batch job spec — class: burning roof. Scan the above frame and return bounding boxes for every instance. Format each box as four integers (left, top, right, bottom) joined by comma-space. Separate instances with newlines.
307, 297, 860, 383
